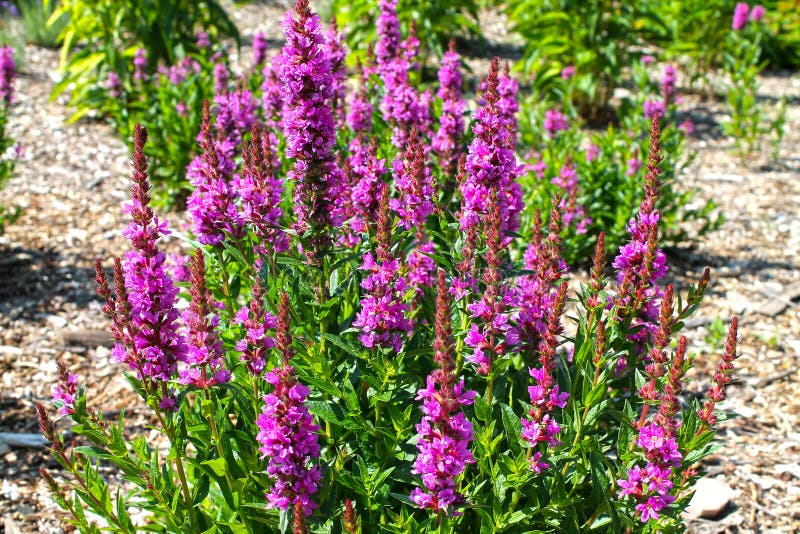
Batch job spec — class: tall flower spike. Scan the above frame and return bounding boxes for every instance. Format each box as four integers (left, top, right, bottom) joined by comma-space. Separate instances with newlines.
389, 132, 434, 231
612, 116, 667, 350
234, 277, 278, 377
432, 39, 466, 180
698, 317, 739, 428
410, 269, 476, 514
280, 0, 345, 264
460, 58, 523, 237
186, 102, 246, 246
235, 124, 288, 255
353, 185, 413, 351
0, 45, 15, 104
257, 296, 321, 515
120, 125, 186, 395
179, 250, 230, 388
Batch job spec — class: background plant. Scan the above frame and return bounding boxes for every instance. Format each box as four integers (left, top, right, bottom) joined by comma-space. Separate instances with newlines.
0, 43, 19, 234
49, 0, 239, 123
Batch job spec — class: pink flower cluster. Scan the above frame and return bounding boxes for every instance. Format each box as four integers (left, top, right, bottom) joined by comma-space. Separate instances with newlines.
617, 424, 681, 522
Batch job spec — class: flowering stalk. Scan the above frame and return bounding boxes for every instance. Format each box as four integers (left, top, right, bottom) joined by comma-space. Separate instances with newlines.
521, 281, 569, 473
186, 102, 246, 246
353, 185, 413, 350
432, 39, 465, 181
257, 294, 322, 515
698, 316, 740, 429
410, 270, 476, 515
179, 249, 230, 388
279, 0, 345, 265
460, 58, 522, 237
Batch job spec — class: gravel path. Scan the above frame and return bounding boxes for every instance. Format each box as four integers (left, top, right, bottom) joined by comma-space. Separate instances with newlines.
0, 4, 798, 532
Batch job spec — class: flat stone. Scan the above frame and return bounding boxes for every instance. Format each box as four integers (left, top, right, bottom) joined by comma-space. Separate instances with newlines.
684, 477, 733, 520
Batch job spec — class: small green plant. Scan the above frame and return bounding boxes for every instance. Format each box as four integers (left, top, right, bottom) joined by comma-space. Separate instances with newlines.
704, 316, 729, 353
722, 3, 784, 158
17, 0, 68, 48
49, 0, 239, 123
326, 0, 482, 60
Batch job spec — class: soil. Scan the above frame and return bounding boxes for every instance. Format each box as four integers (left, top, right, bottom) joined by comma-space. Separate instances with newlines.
1, 2, 799, 532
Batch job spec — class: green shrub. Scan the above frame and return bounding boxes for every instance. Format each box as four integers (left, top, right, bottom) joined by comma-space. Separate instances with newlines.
50, 0, 239, 123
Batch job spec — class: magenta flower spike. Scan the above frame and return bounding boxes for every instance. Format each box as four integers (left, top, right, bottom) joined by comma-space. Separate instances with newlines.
410, 270, 476, 514
432, 39, 466, 178
353, 185, 413, 350
389, 132, 435, 231
612, 117, 668, 348
234, 278, 278, 377
279, 0, 345, 262
234, 125, 289, 255
118, 125, 187, 395
375, 0, 401, 70
460, 58, 523, 237
253, 31, 268, 67
179, 250, 230, 388
51, 361, 78, 417
133, 48, 147, 83
257, 294, 321, 515
732, 2, 750, 30
186, 102, 246, 246
0, 45, 15, 104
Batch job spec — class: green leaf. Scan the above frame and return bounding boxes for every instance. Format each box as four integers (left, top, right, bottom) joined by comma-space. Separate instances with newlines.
201, 457, 228, 477
500, 403, 523, 455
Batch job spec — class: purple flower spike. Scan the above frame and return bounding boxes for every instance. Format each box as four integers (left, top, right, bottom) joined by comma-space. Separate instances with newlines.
257, 295, 321, 515
186, 103, 246, 246
432, 39, 466, 178
460, 58, 523, 237
51, 361, 78, 417
732, 2, 750, 30
234, 278, 278, 377
179, 250, 230, 388
133, 48, 147, 83
750, 5, 766, 22
253, 32, 268, 67
390, 133, 434, 231
411, 271, 476, 515
279, 0, 345, 262
119, 125, 187, 386
0, 45, 15, 104
375, 0, 401, 69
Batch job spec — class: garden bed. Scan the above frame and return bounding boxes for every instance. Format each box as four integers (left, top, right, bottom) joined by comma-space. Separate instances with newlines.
1, 2, 799, 532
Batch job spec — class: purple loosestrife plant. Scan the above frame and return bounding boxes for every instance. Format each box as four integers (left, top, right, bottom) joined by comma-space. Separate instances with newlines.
235, 125, 289, 255
0, 45, 14, 104
280, 0, 345, 263
234, 277, 278, 378
118, 125, 187, 396
179, 250, 230, 388
410, 270, 476, 514
257, 294, 322, 514
50, 361, 78, 417
432, 39, 466, 181
41, 6, 741, 532
389, 132, 435, 231
186, 103, 246, 246
461, 59, 523, 237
